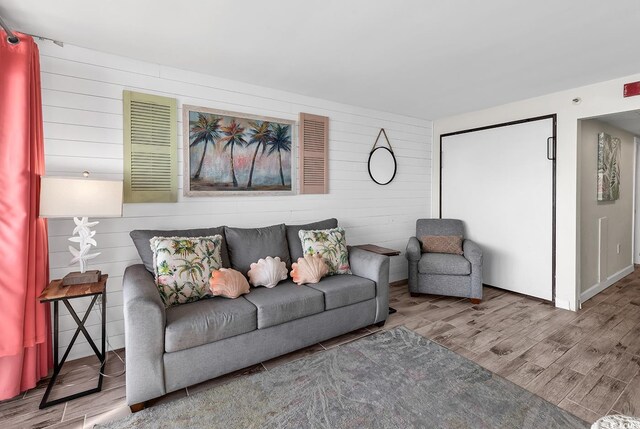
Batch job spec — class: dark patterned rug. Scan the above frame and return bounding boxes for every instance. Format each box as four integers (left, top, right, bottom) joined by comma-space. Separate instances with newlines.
99, 327, 588, 428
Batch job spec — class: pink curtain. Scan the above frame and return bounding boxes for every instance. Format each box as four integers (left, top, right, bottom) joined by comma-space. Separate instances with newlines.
0, 31, 52, 400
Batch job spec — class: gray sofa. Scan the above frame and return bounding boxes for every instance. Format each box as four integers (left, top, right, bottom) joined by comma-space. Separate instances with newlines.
123, 218, 389, 408
406, 219, 483, 302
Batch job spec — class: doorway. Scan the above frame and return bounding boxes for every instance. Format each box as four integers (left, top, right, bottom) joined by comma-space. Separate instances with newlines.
578, 110, 640, 304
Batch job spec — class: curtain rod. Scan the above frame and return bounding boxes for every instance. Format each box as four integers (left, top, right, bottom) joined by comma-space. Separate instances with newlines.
0, 14, 64, 47
0, 14, 19, 44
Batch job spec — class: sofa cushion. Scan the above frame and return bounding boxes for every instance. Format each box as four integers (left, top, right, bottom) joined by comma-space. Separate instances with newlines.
151, 235, 223, 308
307, 274, 375, 310
243, 280, 324, 329
299, 227, 351, 275
418, 253, 471, 276
131, 227, 229, 273
224, 224, 291, 274
164, 296, 257, 352
286, 218, 338, 262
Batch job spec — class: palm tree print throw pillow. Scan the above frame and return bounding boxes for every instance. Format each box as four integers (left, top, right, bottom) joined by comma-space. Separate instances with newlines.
150, 235, 223, 307
298, 227, 351, 275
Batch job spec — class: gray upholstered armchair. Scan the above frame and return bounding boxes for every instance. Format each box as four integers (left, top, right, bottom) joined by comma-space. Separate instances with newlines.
406, 219, 483, 303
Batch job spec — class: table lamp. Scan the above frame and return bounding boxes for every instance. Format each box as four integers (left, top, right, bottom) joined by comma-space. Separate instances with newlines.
40, 172, 123, 286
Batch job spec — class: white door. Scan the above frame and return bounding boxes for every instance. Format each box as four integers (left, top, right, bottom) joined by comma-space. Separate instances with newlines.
441, 118, 555, 300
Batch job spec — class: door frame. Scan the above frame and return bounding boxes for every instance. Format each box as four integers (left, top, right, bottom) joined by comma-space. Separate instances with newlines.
634, 137, 640, 265
439, 114, 558, 303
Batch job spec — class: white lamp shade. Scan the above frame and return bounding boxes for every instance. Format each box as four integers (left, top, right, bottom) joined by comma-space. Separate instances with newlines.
39, 177, 123, 218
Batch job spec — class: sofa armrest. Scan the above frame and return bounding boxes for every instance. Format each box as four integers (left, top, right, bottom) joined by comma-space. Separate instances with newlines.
348, 246, 389, 324
463, 239, 482, 266
406, 236, 422, 262
123, 264, 167, 405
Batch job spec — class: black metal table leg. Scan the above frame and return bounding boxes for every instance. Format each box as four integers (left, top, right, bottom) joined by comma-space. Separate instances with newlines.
98, 289, 106, 391
39, 294, 106, 409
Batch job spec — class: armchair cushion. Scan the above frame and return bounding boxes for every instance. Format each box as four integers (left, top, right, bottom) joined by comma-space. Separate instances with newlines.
420, 235, 463, 255
416, 219, 464, 237
418, 253, 471, 276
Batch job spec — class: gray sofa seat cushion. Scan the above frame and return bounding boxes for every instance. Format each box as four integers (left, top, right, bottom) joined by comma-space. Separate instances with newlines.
130, 227, 230, 273
307, 275, 376, 310
225, 223, 291, 274
286, 218, 338, 262
243, 280, 324, 329
164, 296, 257, 352
418, 253, 471, 276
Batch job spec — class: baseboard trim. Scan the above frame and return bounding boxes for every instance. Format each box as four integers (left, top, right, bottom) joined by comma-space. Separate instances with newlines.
390, 279, 408, 288
581, 264, 634, 304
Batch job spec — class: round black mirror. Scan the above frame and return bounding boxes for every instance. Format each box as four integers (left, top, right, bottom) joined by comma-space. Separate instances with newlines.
368, 146, 397, 185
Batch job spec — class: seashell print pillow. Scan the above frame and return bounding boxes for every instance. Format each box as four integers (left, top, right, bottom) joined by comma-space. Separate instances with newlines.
209, 268, 250, 299
298, 227, 351, 275
150, 235, 223, 307
291, 254, 329, 285
247, 256, 288, 288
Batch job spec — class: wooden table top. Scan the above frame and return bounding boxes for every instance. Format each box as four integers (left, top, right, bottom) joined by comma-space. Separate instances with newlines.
39, 274, 108, 303
354, 244, 401, 256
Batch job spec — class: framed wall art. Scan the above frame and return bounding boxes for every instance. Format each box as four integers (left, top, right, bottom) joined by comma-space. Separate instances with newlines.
183, 105, 296, 196
597, 132, 621, 201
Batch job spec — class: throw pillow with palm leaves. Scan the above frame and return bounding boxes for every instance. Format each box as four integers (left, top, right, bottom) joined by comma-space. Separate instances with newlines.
150, 235, 223, 307
299, 227, 351, 275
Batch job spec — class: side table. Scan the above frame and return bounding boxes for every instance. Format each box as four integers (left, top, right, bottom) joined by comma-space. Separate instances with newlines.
38, 274, 108, 409
353, 244, 401, 257
353, 244, 400, 314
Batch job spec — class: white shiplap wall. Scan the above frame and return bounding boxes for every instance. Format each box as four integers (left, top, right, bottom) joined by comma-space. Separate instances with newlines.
38, 42, 432, 360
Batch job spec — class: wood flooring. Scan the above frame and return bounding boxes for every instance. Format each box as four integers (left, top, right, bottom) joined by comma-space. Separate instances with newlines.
3, 268, 640, 428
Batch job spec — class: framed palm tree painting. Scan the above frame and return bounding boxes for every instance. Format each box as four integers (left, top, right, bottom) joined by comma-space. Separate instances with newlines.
183, 105, 296, 196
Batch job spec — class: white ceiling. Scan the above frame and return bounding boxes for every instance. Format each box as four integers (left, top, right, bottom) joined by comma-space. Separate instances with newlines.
597, 110, 640, 137
2, 0, 640, 119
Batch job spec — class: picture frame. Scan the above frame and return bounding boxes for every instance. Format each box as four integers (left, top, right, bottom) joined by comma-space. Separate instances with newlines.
597, 132, 621, 202
183, 105, 296, 196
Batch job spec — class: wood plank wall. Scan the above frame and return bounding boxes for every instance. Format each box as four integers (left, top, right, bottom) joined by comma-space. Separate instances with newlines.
37, 42, 432, 360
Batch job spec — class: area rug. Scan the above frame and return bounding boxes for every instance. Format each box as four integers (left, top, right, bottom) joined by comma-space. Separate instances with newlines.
98, 327, 588, 429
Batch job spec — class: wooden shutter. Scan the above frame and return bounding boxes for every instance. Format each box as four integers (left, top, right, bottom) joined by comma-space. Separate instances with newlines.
299, 113, 329, 194
123, 91, 177, 203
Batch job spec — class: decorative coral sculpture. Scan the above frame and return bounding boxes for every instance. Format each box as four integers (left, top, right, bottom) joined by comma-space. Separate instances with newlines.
68, 216, 100, 272
247, 256, 288, 288
209, 268, 250, 299
291, 254, 329, 285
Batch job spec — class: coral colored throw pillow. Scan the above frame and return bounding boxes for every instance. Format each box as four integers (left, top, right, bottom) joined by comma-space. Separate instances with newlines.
209, 268, 250, 299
